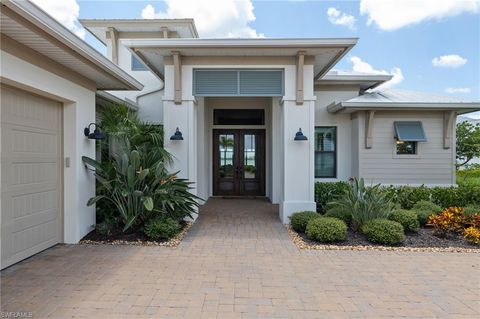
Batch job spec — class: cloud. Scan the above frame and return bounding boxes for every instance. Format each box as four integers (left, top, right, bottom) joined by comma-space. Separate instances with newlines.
445, 87, 471, 94
349, 56, 404, 89
31, 0, 85, 39
432, 54, 468, 68
141, 1, 263, 38
360, 0, 480, 31
327, 7, 356, 29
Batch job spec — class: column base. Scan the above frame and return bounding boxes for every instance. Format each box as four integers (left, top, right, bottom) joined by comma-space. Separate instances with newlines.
279, 201, 316, 224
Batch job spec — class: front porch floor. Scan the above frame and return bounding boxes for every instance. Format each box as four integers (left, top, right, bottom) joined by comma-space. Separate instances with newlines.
1, 199, 479, 318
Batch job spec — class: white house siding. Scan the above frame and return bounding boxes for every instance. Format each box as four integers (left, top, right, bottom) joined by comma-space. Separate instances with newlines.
0, 49, 97, 243
314, 86, 360, 182
356, 111, 455, 185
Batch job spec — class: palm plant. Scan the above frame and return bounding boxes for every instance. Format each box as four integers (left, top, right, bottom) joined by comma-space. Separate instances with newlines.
328, 178, 395, 230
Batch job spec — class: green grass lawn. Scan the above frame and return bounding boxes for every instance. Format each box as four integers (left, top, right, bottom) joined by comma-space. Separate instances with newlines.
457, 169, 480, 186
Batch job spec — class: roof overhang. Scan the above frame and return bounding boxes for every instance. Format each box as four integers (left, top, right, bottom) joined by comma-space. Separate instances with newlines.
1, 0, 143, 90
80, 19, 199, 45
327, 101, 480, 115
124, 38, 358, 80
96, 91, 139, 111
316, 73, 393, 91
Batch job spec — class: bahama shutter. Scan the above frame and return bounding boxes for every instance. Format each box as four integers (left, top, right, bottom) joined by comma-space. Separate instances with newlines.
394, 121, 427, 142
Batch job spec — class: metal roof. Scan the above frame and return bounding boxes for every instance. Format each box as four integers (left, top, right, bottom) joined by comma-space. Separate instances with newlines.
316, 70, 393, 90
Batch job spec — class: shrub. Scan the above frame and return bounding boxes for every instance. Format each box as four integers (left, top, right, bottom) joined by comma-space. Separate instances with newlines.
327, 178, 395, 230
463, 227, 480, 245
389, 210, 420, 232
463, 205, 480, 216
144, 218, 180, 240
361, 219, 405, 245
96, 219, 117, 236
290, 211, 321, 233
416, 210, 436, 227
428, 207, 466, 236
305, 217, 347, 243
412, 200, 442, 214
315, 182, 349, 212
324, 206, 352, 226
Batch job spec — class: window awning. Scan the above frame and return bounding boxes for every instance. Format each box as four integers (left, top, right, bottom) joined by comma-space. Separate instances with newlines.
394, 121, 427, 142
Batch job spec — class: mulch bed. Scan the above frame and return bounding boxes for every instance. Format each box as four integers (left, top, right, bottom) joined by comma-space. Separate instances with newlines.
79, 221, 192, 247
286, 225, 480, 253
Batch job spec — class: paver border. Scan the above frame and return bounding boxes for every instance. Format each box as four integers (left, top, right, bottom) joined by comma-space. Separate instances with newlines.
286, 225, 480, 253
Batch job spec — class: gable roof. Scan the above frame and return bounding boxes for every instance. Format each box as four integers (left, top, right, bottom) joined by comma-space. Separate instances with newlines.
1, 0, 143, 90
327, 89, 480, 114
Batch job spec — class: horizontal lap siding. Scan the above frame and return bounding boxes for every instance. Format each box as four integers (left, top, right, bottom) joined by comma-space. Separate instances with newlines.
359, 111, 454, 185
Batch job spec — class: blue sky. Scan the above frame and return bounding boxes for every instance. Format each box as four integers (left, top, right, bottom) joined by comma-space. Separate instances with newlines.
34, 0, 480, 115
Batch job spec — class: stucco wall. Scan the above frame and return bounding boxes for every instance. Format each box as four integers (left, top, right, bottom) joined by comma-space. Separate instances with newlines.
355, 110, 456, 185
1, 49, 97, 243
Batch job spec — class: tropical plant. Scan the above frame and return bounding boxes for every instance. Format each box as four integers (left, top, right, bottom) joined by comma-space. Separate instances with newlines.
428, 207, 466, 237
327, 178, 395, 230
83, 137, 200, 233
463, 227, 480, 245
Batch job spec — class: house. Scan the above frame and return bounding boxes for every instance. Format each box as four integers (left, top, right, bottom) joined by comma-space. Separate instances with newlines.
0, 0, 142, 269
80, 19, 480, 224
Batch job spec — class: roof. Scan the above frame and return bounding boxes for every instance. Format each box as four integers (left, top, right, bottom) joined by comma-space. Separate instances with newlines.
96, 91, 139, 111
1, 0, 143, 90
124, 37, 358, 80
80, 19, 199, 45
316, 70, 393, 91
327, 89, 480, 114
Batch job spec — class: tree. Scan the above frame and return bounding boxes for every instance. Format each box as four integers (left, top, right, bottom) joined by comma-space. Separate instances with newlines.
456, 121, 480, 167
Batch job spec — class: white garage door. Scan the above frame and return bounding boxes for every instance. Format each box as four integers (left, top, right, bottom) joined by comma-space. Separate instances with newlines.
1, 85, 63, 269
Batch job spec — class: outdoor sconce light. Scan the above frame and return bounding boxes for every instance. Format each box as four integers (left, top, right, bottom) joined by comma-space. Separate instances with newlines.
170, 127, 184, 140
294, 128, 308, 141
84, 123, 105, 140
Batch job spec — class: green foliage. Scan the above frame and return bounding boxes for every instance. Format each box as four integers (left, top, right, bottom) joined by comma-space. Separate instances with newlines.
412, 200, 442, 214
305, 217, 347, 243
457, 169, 480, 187
289, 211, 321, 233
96, 218, 117, 236
456, 121, 480, 167
389, 209, 420, 232
361, 219, 405, 245
324, 205, 352, 226
416, 210, 436, 227
314, 182, 349, 212
327, 178, 395, 230
144, 218, 180, 240
464, 205, 480, 216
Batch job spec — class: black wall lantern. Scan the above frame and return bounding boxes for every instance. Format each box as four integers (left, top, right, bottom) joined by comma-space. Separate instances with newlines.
294, 128, 308, 141
170, 127, 184, 140
84, 123, 105, 140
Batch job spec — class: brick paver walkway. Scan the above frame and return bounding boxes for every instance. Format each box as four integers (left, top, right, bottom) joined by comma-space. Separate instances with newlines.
1, 198, 479, 318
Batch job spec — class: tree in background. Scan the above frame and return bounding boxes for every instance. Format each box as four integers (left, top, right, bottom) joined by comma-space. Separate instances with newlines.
456, 121, 480, 167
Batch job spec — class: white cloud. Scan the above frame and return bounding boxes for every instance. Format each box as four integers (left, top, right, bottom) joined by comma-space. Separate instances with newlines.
432, 54, 468, 68
349, 56, 404, 89
327, 7, 356, 29
31, 0, 85, 39
141, 1, 263, 38
360, 0, 480, 31
445, 87, 471, 94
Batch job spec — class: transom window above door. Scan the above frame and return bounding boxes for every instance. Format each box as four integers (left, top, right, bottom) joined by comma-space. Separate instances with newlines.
193, 69, 284, 96
214, 109, 265, 125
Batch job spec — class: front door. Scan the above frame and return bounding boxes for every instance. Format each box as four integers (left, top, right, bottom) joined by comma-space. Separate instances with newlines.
213, 129, 265, 196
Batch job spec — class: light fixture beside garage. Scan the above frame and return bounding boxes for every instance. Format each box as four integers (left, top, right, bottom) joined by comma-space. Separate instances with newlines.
84, 123, 105, 140
294, 128, 308, 141
170, 127, 184, 140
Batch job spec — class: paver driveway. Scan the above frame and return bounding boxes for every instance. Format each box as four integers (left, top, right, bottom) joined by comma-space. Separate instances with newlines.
1, 198, 479, 319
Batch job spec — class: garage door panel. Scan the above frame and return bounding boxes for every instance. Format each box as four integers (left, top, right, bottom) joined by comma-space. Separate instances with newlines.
1, 85, 62, 269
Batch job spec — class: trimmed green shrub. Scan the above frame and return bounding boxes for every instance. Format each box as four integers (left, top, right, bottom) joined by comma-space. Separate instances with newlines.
315, 182, 349, 212
305, 217, 347, 243
416, 210, 436, 226
412, 200, 442, 214
144, 218, 180, 240
324, 206, 352, 226
463, 205, 480, 216
362, 219, 405, 245
389, 209, 420, 232
290, 211, 321, 233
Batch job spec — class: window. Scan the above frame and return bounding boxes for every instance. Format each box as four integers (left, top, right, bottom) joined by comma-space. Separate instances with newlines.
396, 141, 417, 155
315, 127, 336, 178
214, 109, 265, 125
394, 121, 426, 155
131, 55, 148, 71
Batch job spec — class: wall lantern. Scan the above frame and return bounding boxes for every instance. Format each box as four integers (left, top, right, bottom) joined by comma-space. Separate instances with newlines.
84, 123, 105, 140
170, 127, 184, 140
294, 128, 308, 141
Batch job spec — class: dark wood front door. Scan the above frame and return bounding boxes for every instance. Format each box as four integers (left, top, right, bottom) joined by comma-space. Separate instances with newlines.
213, 129, 265, 196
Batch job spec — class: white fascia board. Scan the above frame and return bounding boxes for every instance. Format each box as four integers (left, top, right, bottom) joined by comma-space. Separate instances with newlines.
6, 0, 143, 91
328, 101, 480, 113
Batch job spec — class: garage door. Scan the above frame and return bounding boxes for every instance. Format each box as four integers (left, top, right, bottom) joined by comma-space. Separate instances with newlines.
1, 85, 62, 269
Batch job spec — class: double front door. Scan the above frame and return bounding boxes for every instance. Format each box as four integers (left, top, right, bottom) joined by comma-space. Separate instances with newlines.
213, 129, 265, 196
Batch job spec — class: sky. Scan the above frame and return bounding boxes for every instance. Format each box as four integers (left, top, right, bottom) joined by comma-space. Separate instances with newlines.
32, 0, 480, 118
